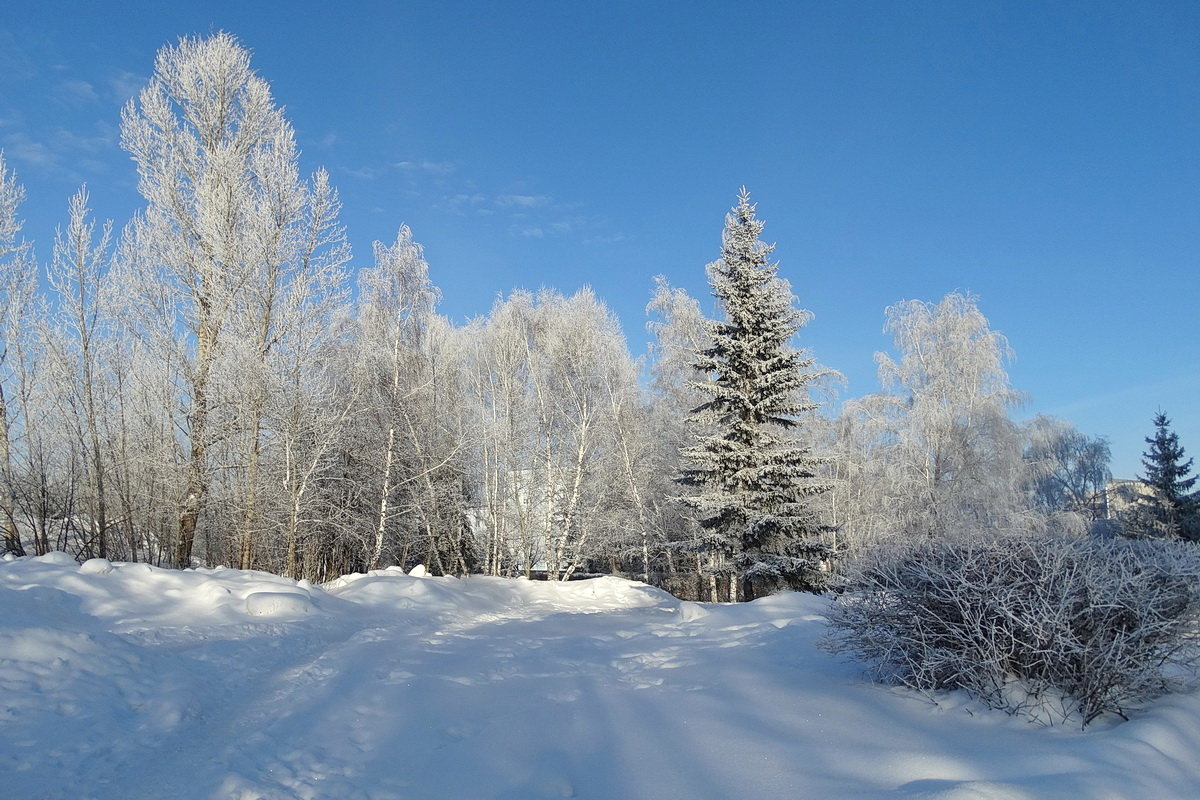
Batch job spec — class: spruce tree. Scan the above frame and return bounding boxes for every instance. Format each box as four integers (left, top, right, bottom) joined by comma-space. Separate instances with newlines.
1129, 412, 1198, 540
680, 189, 830, 601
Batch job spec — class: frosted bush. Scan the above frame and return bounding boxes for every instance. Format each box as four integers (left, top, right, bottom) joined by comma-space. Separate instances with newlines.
824, 534, 1200, 726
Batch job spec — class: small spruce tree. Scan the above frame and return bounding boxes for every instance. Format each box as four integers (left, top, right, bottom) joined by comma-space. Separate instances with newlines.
680, 189, 830, 601
1127, 412, 1198, 540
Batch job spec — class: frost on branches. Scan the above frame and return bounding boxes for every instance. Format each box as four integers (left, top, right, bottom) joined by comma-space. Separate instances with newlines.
825, 535, 1200, 727
679, 190, 830, 602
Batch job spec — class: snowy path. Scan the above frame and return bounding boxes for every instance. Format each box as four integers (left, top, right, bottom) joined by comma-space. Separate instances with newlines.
4, 555, 1200, 799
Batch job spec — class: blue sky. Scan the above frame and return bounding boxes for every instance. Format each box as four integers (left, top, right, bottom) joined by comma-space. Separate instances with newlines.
1, 0, 1196, 478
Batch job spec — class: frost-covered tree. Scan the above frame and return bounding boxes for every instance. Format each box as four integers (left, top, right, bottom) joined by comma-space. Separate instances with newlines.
272, 313, 357, 581
461, 288, 649, 581
874, 293, 1029, 540
224, 167, 350, 571
645, 281, 707, 555
680, 190, 830, 601
463, 292, 541, 576
531, 288, 642, 580
351, 226, 443, 570
408, 316, 475, 576
0, 153, 38, 557
594, 344, 662, 583
1024, 415, 1111, 522
45, 187, 115, 559
118, 32, 347, 568
645, 278, 711, 595
1125, 412, 1198, 540
836, 292, 1036, 556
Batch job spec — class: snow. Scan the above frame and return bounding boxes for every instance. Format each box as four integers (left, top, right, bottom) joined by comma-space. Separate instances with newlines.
245, 592, 314, 617
3, 554, 1200, 798
79, 557, 114, 575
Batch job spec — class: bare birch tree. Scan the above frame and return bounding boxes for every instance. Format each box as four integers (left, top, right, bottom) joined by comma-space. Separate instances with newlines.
45, 187, 115, 558
352, 226, 441, 570
833, 292, 1037, 560
464, 293, 541, 576
226, 166, 350, 570
0, 153, 38, 556
646, 277, 711, 594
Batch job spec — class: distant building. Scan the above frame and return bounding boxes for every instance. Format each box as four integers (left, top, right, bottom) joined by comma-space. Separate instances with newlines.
1104, 478, 1151, 519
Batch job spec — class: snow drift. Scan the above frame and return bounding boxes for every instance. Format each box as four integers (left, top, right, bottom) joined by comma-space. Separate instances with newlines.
4, 553, 1200, 799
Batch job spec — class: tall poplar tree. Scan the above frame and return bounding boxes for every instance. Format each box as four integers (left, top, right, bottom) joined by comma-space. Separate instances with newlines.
680, 189, 830, 601
119, 32, 346, 568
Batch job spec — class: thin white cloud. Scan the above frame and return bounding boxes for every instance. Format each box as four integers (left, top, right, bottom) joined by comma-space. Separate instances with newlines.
548, 218, 580, 234
495, 194, 551, 209
51, 121, 117, 155
108, 70, 146, 103
55, 79, 99, 108
2, 132, 56, 168
395, 159, 623, 243
443, 192, 488, 214
583, 232, 627, 246
2, 121, 118, 179
345, 166, 383, 180
0, 31, 37, 83
395, 159, 457, 177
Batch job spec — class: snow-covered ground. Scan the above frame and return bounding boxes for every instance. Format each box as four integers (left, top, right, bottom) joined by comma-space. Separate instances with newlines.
4, 553, 1200, 799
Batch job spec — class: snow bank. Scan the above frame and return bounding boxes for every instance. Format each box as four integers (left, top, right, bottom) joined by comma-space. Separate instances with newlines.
3, 553, 1200, 799
245, 591, 313, 617
326, 569, 675, 620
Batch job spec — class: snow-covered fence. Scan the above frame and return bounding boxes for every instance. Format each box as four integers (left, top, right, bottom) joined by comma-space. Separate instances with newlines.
824, 534, 1200, 726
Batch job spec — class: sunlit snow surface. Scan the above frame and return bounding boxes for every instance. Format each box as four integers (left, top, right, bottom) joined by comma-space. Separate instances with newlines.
3, 553, 1200, 799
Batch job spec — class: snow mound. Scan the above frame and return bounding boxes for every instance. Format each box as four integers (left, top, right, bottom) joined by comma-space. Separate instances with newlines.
80, 557, 114, 574
245, 591, 313, 617
528, 574, 675, 611
37, 550, 78, 565
328, 570, 464, 613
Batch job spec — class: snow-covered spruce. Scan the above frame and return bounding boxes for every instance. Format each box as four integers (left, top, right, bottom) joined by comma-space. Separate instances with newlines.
824, 533, 1200, 726
1124, 411, 1200, 540
679, 189, 830, 602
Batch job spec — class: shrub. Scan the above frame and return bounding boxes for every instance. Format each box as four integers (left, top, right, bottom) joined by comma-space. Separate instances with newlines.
823, 534, 1200, 726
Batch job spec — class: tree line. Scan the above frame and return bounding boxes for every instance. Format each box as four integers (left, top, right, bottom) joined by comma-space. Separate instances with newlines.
0, 33, 1192, 599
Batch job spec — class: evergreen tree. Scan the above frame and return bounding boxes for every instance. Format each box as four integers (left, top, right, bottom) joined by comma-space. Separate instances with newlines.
1127, 412, 1198, 540
680, 189, 830, 601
